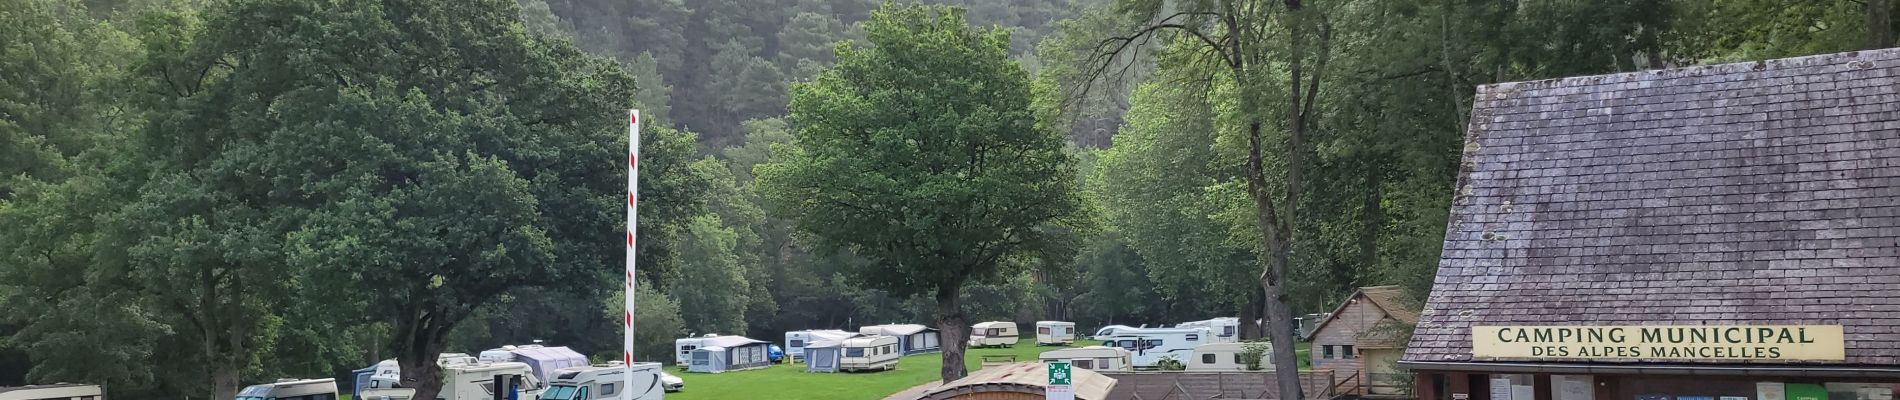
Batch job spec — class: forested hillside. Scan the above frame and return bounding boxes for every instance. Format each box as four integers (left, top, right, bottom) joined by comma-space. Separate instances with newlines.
1, 0, 1893, 397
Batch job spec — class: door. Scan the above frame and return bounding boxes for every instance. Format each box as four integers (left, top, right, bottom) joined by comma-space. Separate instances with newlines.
1365, 349, 1402, 394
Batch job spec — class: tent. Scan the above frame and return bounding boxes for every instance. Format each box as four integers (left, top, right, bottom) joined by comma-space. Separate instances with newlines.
508, 346, 589, 382
803, 339, 847, 373
686, 335, 773, 373
859, 324, 941, 355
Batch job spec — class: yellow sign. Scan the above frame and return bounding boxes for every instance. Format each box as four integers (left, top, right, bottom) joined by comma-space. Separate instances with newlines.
1471, 325, 1845, 361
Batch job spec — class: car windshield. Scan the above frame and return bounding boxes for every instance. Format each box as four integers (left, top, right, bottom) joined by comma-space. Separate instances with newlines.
541, 385, 579, 400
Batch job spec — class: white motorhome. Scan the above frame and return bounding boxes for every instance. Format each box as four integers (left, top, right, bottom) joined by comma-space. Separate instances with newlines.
354, 358, 544, 400
1177, 317, 1240, 344
967, 321, 1018, 348
1092, 324, 1133, 339
540, 363, 668, 400
673, 333, 719, 367
0, 384, 103, 400
784, 329, 856, 362
235, 378, 338, 400
1034, 321, 1077, 345
1094, 327, 1211, 369
477, 345, 589, 384
1038, 346, 1132, 371
838, 335, 901, 372
1185, 342, 1273, 371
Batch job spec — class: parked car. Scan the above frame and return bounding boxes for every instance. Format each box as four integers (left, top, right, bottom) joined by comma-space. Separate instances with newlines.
768, 344, 785, 363
659, 371, 684, 392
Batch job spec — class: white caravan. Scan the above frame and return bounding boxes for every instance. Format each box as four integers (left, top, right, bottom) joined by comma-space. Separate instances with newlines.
235, 378, 338, 400
785, 329, 856, 362
0, 384, 104, 400
355, 358, 544, 400
838, 335, 901, 372
1094, 327, 1211, 369
1035, 321, 1077, 345
968, 321, 1018, 348
1038, 346, 1132, 371
541, 363, 667, 400
673, 334, 719, 367
1177, 317, 1240, 344
1185, 342, 1273, 371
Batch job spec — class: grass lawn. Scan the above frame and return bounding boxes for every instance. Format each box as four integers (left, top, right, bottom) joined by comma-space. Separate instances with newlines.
664, 338, 1068, 400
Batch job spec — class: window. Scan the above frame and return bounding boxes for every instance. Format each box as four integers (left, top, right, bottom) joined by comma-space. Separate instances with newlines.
600, 383, 617, 397
543, 385, 579, 400
1233, 354, 1245, 364
1039, 327, 1051, 335
1186, 334, 1199, 341
1142, 339, 1163, 350
1223, 326, 1236, 336
846, 347, 865, 357
885, 345, 895, 354
574, 387, 589, 400
1075, 359, 1094, 369
1343, 345, 1356, 359
791, 339, 805, 347
1115, 340, 1137, 350
1201, 354, 1216, 364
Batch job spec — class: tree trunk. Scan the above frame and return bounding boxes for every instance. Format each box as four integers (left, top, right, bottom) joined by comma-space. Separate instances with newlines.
211, 362, 241, 400
1262, 239, 1304, 400
395, 309, 451, 400
1239, 287, 1264, 340
1870, 0, 1894, 49
934, 284, 970, 383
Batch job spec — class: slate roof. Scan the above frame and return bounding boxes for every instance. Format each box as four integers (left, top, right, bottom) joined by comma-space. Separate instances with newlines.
1404, 48, 1900, 365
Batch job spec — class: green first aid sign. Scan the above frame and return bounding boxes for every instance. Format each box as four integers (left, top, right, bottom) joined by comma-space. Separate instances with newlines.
1048, 361, 1071, 385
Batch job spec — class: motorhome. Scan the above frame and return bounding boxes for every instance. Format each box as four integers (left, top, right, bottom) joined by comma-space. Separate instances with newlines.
784, 329, 856, 362
673, 333, 719, 367
837, 335, 901, 372
1037, 346, 1132, 371
235, 378, 338, 400
1092, 324, 1133, 339
0, 384, 103, 400
1177, 317, 1240, 344
352, 358, 544, 400
967, 321, 1018, 348
540, 363, 667, 400
1185, 342, 1273, 371
1034, 321, 1077, 345
1094, 327, 1211, 369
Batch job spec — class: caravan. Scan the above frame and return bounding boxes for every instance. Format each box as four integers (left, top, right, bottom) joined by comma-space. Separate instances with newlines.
1038, 346, 1132, 371
967, 321, 1018, 348
673, 334, 719, 367
1094, 327, 1211, 369
1177, 317, 1240, 344
476, 345, 590, 384
1185, 342, 1273, 371
784, 329, 856, 362
541, 363, 668, 400
837, 335, 901, 372
349, 357, 545, 400
235, 379, 338, 400
1034, 321, 1076, 345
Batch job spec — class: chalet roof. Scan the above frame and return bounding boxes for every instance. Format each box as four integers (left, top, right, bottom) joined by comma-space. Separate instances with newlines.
1302, 285, 1419, 341
919, 362, 1116, 400
1404, 48, 1900, 366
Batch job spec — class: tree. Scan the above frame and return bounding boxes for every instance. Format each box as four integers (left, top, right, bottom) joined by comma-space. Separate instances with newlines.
667, 214, 752, 335
757, 4, 1083, 382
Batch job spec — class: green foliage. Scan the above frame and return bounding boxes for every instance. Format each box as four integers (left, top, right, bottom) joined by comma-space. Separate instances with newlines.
667, 215, 752, 335
1154, 355, 1184, 371
1240, 341, 1269, 371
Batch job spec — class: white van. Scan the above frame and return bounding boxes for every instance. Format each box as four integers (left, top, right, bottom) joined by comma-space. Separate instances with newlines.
1186, 342, 1273, 371
235, 378, 338, 400
1094, 327, 1211, 369
674, 333, 719, 367
968, 321, 1018, 348
838, 335, 901, 372
1038, 346, 1132, 371
1035, 321, 1077, 345
1177, 317, 1240, 344
541, 363, 667, 400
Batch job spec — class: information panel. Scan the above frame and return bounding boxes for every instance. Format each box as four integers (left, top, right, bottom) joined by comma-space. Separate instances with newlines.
1471, 325, 1844, 361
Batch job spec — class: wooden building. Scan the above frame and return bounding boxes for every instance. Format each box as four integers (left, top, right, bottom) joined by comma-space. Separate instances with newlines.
1305, 285, 1420, 396
1403, 48, 1900, 400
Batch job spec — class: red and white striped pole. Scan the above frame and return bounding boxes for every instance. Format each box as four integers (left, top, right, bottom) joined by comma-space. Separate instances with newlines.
625, 109, 641, 392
